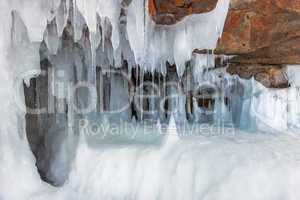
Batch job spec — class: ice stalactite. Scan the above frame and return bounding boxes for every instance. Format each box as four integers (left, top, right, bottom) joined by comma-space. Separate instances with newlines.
27, 0, 232, 127
10, 11, 41, 86
127, 0, 230, 75
3, 0, 300, 199
6, 0, 230, 80
115, 7, 136, 70
43, 18, 59, 55
21, 0, 98, 185
56, 0, 68, 36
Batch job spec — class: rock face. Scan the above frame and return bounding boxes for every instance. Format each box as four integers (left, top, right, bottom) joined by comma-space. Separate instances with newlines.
148, 0, 218, 25
216, 0, 300, 65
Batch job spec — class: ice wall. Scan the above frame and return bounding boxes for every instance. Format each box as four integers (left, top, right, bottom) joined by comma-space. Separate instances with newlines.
2, 0, 300, 199
0, 1, 51, 199
239, 65, 300, 133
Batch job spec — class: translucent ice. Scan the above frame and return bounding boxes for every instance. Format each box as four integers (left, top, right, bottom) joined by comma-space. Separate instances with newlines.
1, 1, 300, 200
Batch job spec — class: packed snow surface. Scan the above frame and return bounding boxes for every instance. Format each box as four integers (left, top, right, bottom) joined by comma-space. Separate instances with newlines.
2, 124, 300, 200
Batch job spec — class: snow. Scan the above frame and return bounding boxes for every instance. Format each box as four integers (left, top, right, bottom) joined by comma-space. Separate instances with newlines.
1, 0, 300, 200
22, 129, 300, 200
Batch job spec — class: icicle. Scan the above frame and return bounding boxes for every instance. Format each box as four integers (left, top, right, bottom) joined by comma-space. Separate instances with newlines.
163, 114, 179, 146
103, 17, 114, 68
73, 2, 87, 41
43, 18, 59, 54
142, 0, 147, 67
94, 13, 102, 49
68, 0, 74, 26
10, 10, 40, 86
56, 0, 68, 36
192, 53, 208, 84
79, 24, 93, 82
50, 0, 55, 17
11, 10, 30, 46
140, 68, 144, 120
127, 0, 230, 73
174, 26, 190, 78
115, 7, 136, 70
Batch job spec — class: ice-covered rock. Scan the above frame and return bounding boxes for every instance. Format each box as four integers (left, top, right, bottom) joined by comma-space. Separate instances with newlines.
2, 1, 300, 200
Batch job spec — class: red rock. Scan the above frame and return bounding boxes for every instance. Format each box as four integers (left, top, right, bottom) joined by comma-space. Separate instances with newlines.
217, 0, 300, 64
148, 0, 218, 25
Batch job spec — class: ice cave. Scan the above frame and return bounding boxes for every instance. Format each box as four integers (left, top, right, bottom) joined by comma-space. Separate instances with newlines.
1, 0, 300, 199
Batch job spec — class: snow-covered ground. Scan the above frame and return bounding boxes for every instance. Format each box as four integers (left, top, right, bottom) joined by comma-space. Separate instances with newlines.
2, 122, 300, 200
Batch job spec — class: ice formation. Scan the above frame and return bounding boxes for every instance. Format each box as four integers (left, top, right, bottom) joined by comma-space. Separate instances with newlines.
126, 0, 229, 75
1, 0, 300, 200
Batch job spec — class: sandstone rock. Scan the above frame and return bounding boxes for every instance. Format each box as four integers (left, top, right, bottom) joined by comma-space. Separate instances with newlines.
216, 0, 300, 65
148, 0, 218, 25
